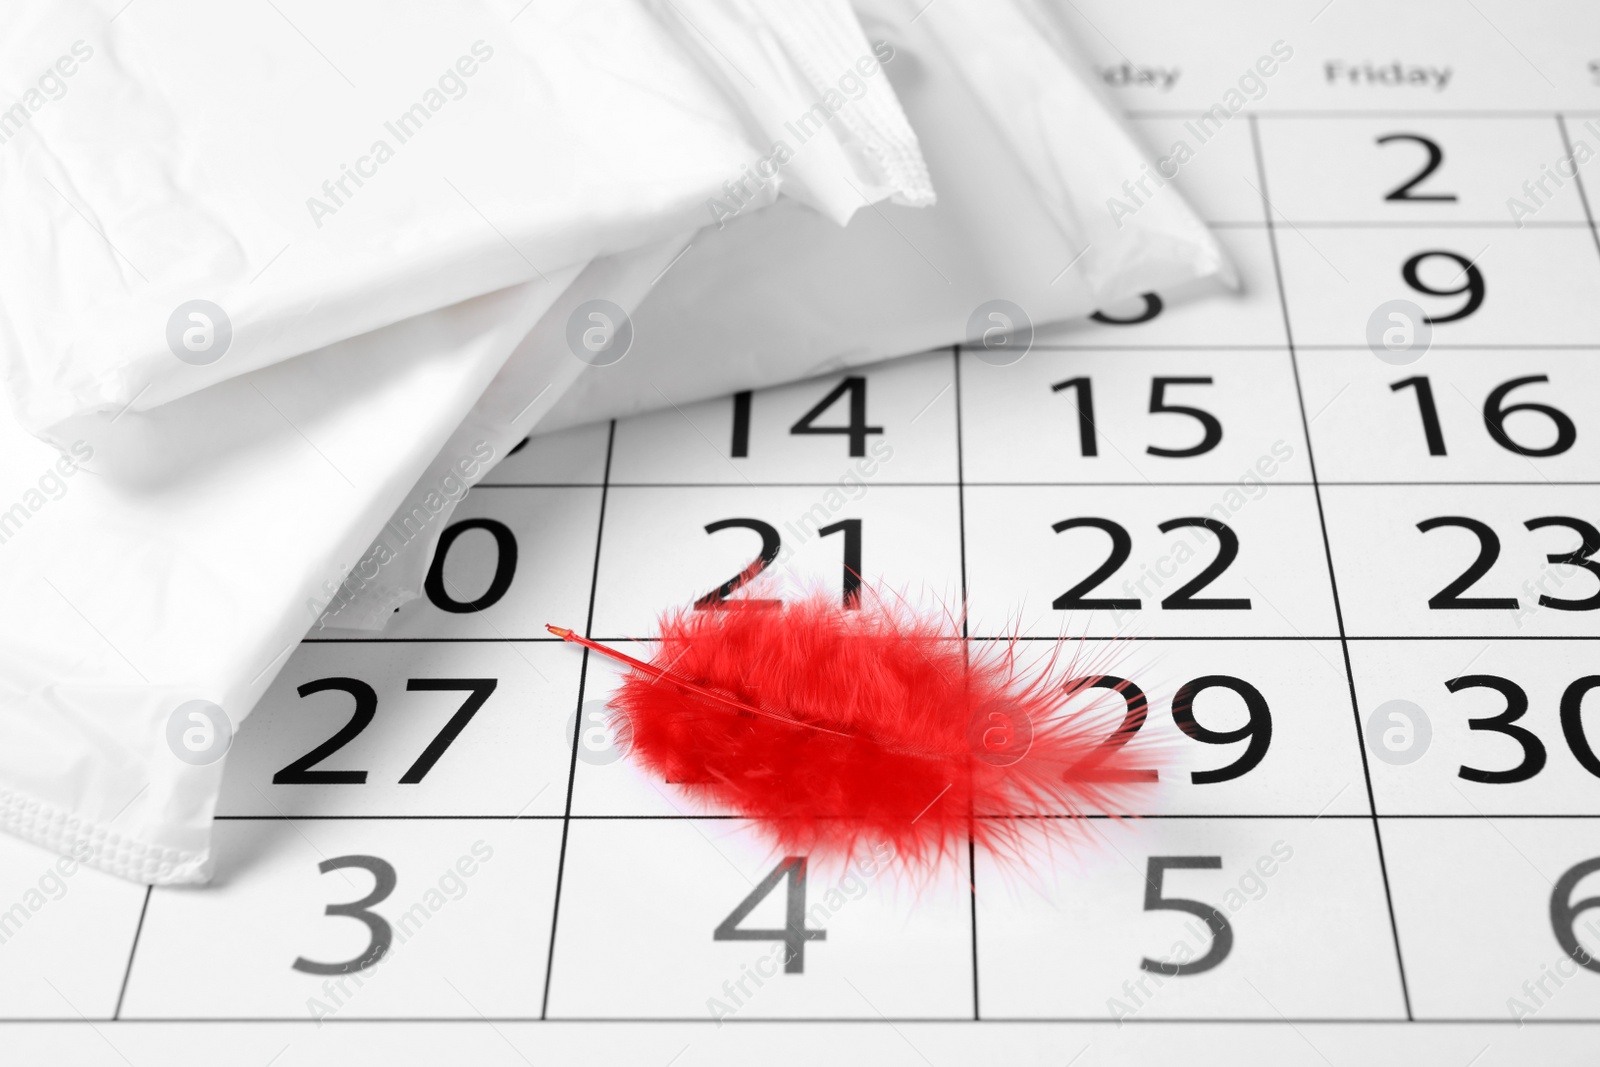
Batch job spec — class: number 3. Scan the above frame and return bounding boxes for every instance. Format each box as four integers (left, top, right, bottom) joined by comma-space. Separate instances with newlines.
292, 855, 397, 975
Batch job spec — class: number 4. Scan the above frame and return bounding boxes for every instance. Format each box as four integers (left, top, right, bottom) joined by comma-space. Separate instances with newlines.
790, 378, 882, 457
713, 857, 826, 973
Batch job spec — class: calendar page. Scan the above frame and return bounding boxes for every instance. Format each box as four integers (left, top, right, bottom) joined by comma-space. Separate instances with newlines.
9, 1, 1600, 1063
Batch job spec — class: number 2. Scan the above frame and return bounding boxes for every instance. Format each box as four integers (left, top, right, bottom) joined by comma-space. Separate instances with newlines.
1069, 673, 1271, 784
1377, 133, 1456, 202
1419, 516, 1600, 611
1052, 517, 1249, 611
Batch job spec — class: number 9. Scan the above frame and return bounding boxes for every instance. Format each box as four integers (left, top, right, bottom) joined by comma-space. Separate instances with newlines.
1170, 675, 1272, 785
1402, 250, 1484, 324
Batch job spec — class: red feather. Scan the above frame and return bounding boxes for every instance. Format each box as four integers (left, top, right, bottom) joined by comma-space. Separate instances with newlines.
551, 593, 1156, 867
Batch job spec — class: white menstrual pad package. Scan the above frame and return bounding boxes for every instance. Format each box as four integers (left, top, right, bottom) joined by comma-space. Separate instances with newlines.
0, 0, 1230, 883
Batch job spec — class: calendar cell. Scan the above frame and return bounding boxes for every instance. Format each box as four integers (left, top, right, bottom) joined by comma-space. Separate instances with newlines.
1322, 485, 1600, 637
1258, 117, 1587, 224
1032, 229, 1286, 348
482, 421, 611, 486
959, 349, 1310, 485
608, 353, 958, 486
1385, 818, 1600, 1019
119, 819, 561, 1019
589, 485, 963, 639
1299, 350, 1600, 484
974, 817, 1406, 1019
1128, 115, 1263, 224
567, 658, 741, 819
1027, 637, 1367, 817
0, 836, 146, 1019
964, 484, 1338, 639
1351, 639, 1600, 816
219, 642, 579, 818
1276, 226, 1600, 347
544, 819, 972, 1019
315, 487, 601, 641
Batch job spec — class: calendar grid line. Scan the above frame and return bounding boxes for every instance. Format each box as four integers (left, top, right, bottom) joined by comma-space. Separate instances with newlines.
111, 886, 151, 1022
467, 480, 1600, 490
1128, 108, 1600, 119
203, 813, 1600, 821
1028, 344, 1600, 351
1556, 113, 1600, 267
951, 346, 983, 1023
291, 634, 1600, 646
1248, 113, 1415, 1020
1205, 220, 1591, 229
539, 419, 616, 1021
43, 1015, 1588, 1024
569, 635, 1600, 644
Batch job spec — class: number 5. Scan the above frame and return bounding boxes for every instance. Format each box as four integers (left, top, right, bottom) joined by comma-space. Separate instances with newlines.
1140, 856, 1233, 976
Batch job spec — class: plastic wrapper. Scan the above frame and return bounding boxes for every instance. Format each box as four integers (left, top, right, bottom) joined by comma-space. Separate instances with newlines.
323, 0, 1234, 630
0, 0, 1230, 883
0, 0, 926, 439
0, 0, 929, 881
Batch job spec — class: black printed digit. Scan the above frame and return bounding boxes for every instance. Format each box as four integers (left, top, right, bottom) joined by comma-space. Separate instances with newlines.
1551, 857, 1600, 975
1448, 674, 1546, 785
1051, 376, 1098, 457
292, 856, 397, 975
694, 518, 782, 609
1140, 857, 1233, 977
1157, 518, 1251, 610
1561, 677, 1600, 779
1147, 377, 1222, 458
1065, 675, 1158, 781
1377, 133, 1456, 201
274, 677, 496, 785
789, 377, 882, 457
425, 518, 518, 613
1390, 376, 1448, 456
398, 679, 497, 784
1525, 517, 1600, 611
1483, 377, 1576, 458
1402, 251, 1484, 324
1091, 292, 1163, 325
713, 857, 826, 973
1417, 517, 1518, 609
274, 678, 378, 785
1171, 675, 1272, 784
730, 391, 753, 457
1052, 518, 1139, 610
817, 518, 863, 607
